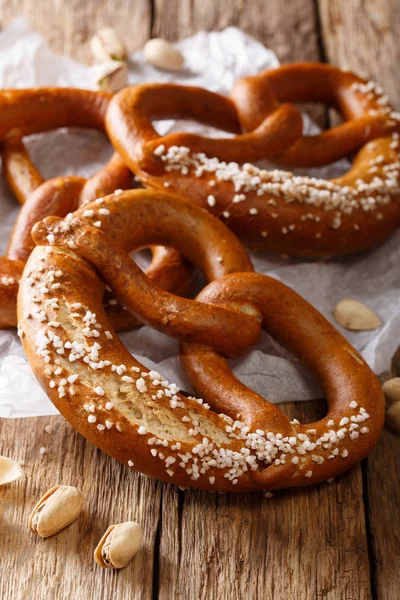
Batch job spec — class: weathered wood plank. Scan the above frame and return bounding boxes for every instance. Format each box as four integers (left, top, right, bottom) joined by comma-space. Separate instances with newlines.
319, 0, 400, 109
156, 402, 372, 600
0, 415, 161, 600
318, 3, 400, 598
0, 403, 373, 600
364, 429, 400, 600
0, 0, 151, 63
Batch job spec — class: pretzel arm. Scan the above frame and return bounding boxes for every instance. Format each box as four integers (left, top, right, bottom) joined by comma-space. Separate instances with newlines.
79, 152, 131, 206
46, 223, 261, 356
141, 104, 303, 172
6, 176, 85, 263
2, 137, 45, 205
0, 258, 24, 328
0, 88, 110, 137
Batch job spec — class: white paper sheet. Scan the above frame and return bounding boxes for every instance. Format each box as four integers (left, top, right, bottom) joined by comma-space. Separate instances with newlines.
1, 18, 399, 418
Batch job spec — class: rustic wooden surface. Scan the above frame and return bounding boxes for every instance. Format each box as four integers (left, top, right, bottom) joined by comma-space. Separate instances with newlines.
0, 1, 399, 599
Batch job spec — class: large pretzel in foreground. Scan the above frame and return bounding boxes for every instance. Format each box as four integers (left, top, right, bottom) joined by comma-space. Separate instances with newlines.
0, 88, 192, 328
18, 189, 384, 491
106, 63, 400, 257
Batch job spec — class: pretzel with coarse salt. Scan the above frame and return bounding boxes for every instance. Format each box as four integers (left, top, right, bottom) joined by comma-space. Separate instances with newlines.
0, 88, 192, 328
106, 63, 400, 257
17, 189, 384, 491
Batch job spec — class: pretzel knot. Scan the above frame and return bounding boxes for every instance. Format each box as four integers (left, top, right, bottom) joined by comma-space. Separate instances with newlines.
0, 88, 192, 329
18, 190, 384, 492
107, 62, 400, 257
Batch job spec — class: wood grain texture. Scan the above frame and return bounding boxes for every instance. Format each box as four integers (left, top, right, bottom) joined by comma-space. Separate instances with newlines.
365, 430, 400, 600
152, 0, 320, 65
0, 402, 373, 600
0, 416, 161, 600
153, 0, 326, 125
158, 405, 372, 600
318, 0, 400, 109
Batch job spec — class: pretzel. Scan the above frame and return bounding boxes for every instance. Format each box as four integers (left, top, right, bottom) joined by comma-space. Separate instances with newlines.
0, 88, 192, 328
106, 63, 400, 257
18, 189, 384, 492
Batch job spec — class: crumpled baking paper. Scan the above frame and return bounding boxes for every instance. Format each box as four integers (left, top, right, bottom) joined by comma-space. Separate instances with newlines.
1, 18, 399, 418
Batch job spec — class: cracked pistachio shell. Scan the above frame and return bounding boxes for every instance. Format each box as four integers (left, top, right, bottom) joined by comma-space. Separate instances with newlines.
91, 27, 127, 62
334, 298, 381, 331
0, 456, 23, 486
29, 485, 84, 538
95, 61, 128, 93
94, 521, 142, 569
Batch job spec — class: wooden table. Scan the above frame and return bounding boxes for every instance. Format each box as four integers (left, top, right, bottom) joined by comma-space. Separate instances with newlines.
1, 1, 400, 598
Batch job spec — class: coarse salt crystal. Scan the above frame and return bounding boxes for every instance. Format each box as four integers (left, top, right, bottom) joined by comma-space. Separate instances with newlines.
207, 195, 216, 207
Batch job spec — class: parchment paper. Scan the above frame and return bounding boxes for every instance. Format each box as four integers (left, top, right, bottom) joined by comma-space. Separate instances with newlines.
1, 18, 399, 417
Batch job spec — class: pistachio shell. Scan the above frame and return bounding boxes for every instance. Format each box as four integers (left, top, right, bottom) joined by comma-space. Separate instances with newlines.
29, 485, 84, 538
334, 298, 382, 331
382, 378, 400, 405
386, 401, 400, 432
143, 39, 184, 71
94, 521, 142, 569
0, 456, 23, 486
95, 61, 128, 93
91, 27, 127, 62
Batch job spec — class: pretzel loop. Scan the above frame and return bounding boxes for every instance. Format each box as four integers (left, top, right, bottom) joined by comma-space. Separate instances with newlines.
107, 63, 400, 257
180, 272, 384, 487
231, 63, 400, 167
31, 190, 259, 357
106, 83, 304, 174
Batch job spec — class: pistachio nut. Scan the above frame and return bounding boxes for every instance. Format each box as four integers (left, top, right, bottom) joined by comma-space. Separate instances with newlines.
91, 27, 127, 62
382, 378, 400, 405
333, 298, 382, 331
29, 485, 84, 538
94, 521, 142, 569
95, 60, 128, 93
143, 38, 184, 71
386, 401, 400, 432
0, 456, 23, 486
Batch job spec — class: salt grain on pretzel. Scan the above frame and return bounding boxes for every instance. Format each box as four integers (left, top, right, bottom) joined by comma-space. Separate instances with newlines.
18, 189, 384, 491
106, 63, 400, 257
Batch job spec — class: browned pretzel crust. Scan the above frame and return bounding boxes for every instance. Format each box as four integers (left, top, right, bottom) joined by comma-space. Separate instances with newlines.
18, 189, 384, 492
0, 88, 192, 328
106, 63, 400, 257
